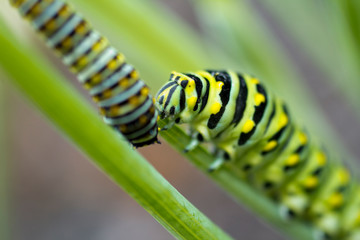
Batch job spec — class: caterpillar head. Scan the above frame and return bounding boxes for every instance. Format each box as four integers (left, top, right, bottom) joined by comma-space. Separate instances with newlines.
155, 71, 198, 122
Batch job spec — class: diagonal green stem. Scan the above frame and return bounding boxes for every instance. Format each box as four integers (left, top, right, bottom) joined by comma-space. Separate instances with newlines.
0, 19, 233, 240
159, 122, 313, 240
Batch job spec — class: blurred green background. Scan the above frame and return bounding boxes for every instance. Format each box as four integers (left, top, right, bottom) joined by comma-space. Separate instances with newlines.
0, 0, 359, 239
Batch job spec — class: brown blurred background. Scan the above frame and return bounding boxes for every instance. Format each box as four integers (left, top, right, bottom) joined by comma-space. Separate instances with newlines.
2, 0, 360, 240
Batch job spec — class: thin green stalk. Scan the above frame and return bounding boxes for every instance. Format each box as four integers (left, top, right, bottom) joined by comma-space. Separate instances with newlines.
0, 19, 233, 240
159, 122, 313, 240
0, 74, 9, 240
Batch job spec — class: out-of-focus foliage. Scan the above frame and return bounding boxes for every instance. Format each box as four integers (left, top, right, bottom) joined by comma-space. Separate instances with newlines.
259, 0, 360, 119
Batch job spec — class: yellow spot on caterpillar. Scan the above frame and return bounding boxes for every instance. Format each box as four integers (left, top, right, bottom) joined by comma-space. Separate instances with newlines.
139, 115, 148, 124
92, 96, 100, 102
30, 4, 41, 17
130, 70, 139, 79
117, 54, 125, 63
129, 95, 139, 105
107, 59, 117, 70
339, 169, 350, 184
92, 41, 102, 52
328, 193, 343, 208
317, 152, 327, 165
91, 73, 102, 84
157, 116, 160, 121
10, 0, 25, 7
83, 82, 91, 89
102, 89, 112, 99
278, 113, 288, 128
217, 81, 224, 89
186, 80, 195, 93
188, 96, 197, 109
44, 19, 56, 31
286, 154, 300, 166
304, 176, 318, 189
141, 87, 149, 96
110, 105, 119, 116
299, 132, 307, 144
58, 5, 69, 17
250, 78, 259, 84
152, 98, 156, 105
75, 22, 86, 34
254, 93, 265, 106
62, 37, 72, 48
119, 78, 129, 88
242, 120, 255, 134
210, 102, 222, 114
263, 140, 277, 151
77, 56, 88, 68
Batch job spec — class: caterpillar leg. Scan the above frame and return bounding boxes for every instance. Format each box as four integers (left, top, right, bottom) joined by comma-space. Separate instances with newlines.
159, 119, 175, 131
208, 149, 229, 172
208, 158, 225, 172
184, 132, 204, 152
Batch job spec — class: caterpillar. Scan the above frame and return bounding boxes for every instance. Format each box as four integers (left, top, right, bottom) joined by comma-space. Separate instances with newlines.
156, 70, 360, 240
10, 0, 159, 147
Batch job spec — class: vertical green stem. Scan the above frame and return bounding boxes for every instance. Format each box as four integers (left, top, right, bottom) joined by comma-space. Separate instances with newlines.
0, 75, 9, 240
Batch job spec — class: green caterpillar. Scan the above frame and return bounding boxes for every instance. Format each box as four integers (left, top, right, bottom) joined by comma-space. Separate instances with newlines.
156, 70, 360, 240
10, 0, 159, 147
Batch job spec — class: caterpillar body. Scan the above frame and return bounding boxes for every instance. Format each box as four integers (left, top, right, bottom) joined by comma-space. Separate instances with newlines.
10, 0, 159, 147
156, 70, 360, 240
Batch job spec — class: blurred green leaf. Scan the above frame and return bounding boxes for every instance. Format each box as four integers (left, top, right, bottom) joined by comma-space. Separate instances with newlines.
258, 0, 360, 119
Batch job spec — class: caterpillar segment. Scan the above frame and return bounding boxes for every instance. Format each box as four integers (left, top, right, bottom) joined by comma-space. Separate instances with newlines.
279, 147, 329, 218
251, 127, 312, 196
10, 0, 159, 147
307, 166, 352, 238
155, 70, 358, 239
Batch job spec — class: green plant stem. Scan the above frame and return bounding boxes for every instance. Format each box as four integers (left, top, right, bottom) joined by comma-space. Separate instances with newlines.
159, 122, 313, 240
0, 73, 9, 240
0, 20, 233, 240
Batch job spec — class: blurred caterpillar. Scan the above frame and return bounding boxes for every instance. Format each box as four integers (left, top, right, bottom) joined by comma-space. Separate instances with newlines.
10, 0, 159, 147
156, 70, 360, 240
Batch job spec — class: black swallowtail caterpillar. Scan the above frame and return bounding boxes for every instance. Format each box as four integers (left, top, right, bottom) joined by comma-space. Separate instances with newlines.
155, 70, 360, 240
10, 0, 159, 147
